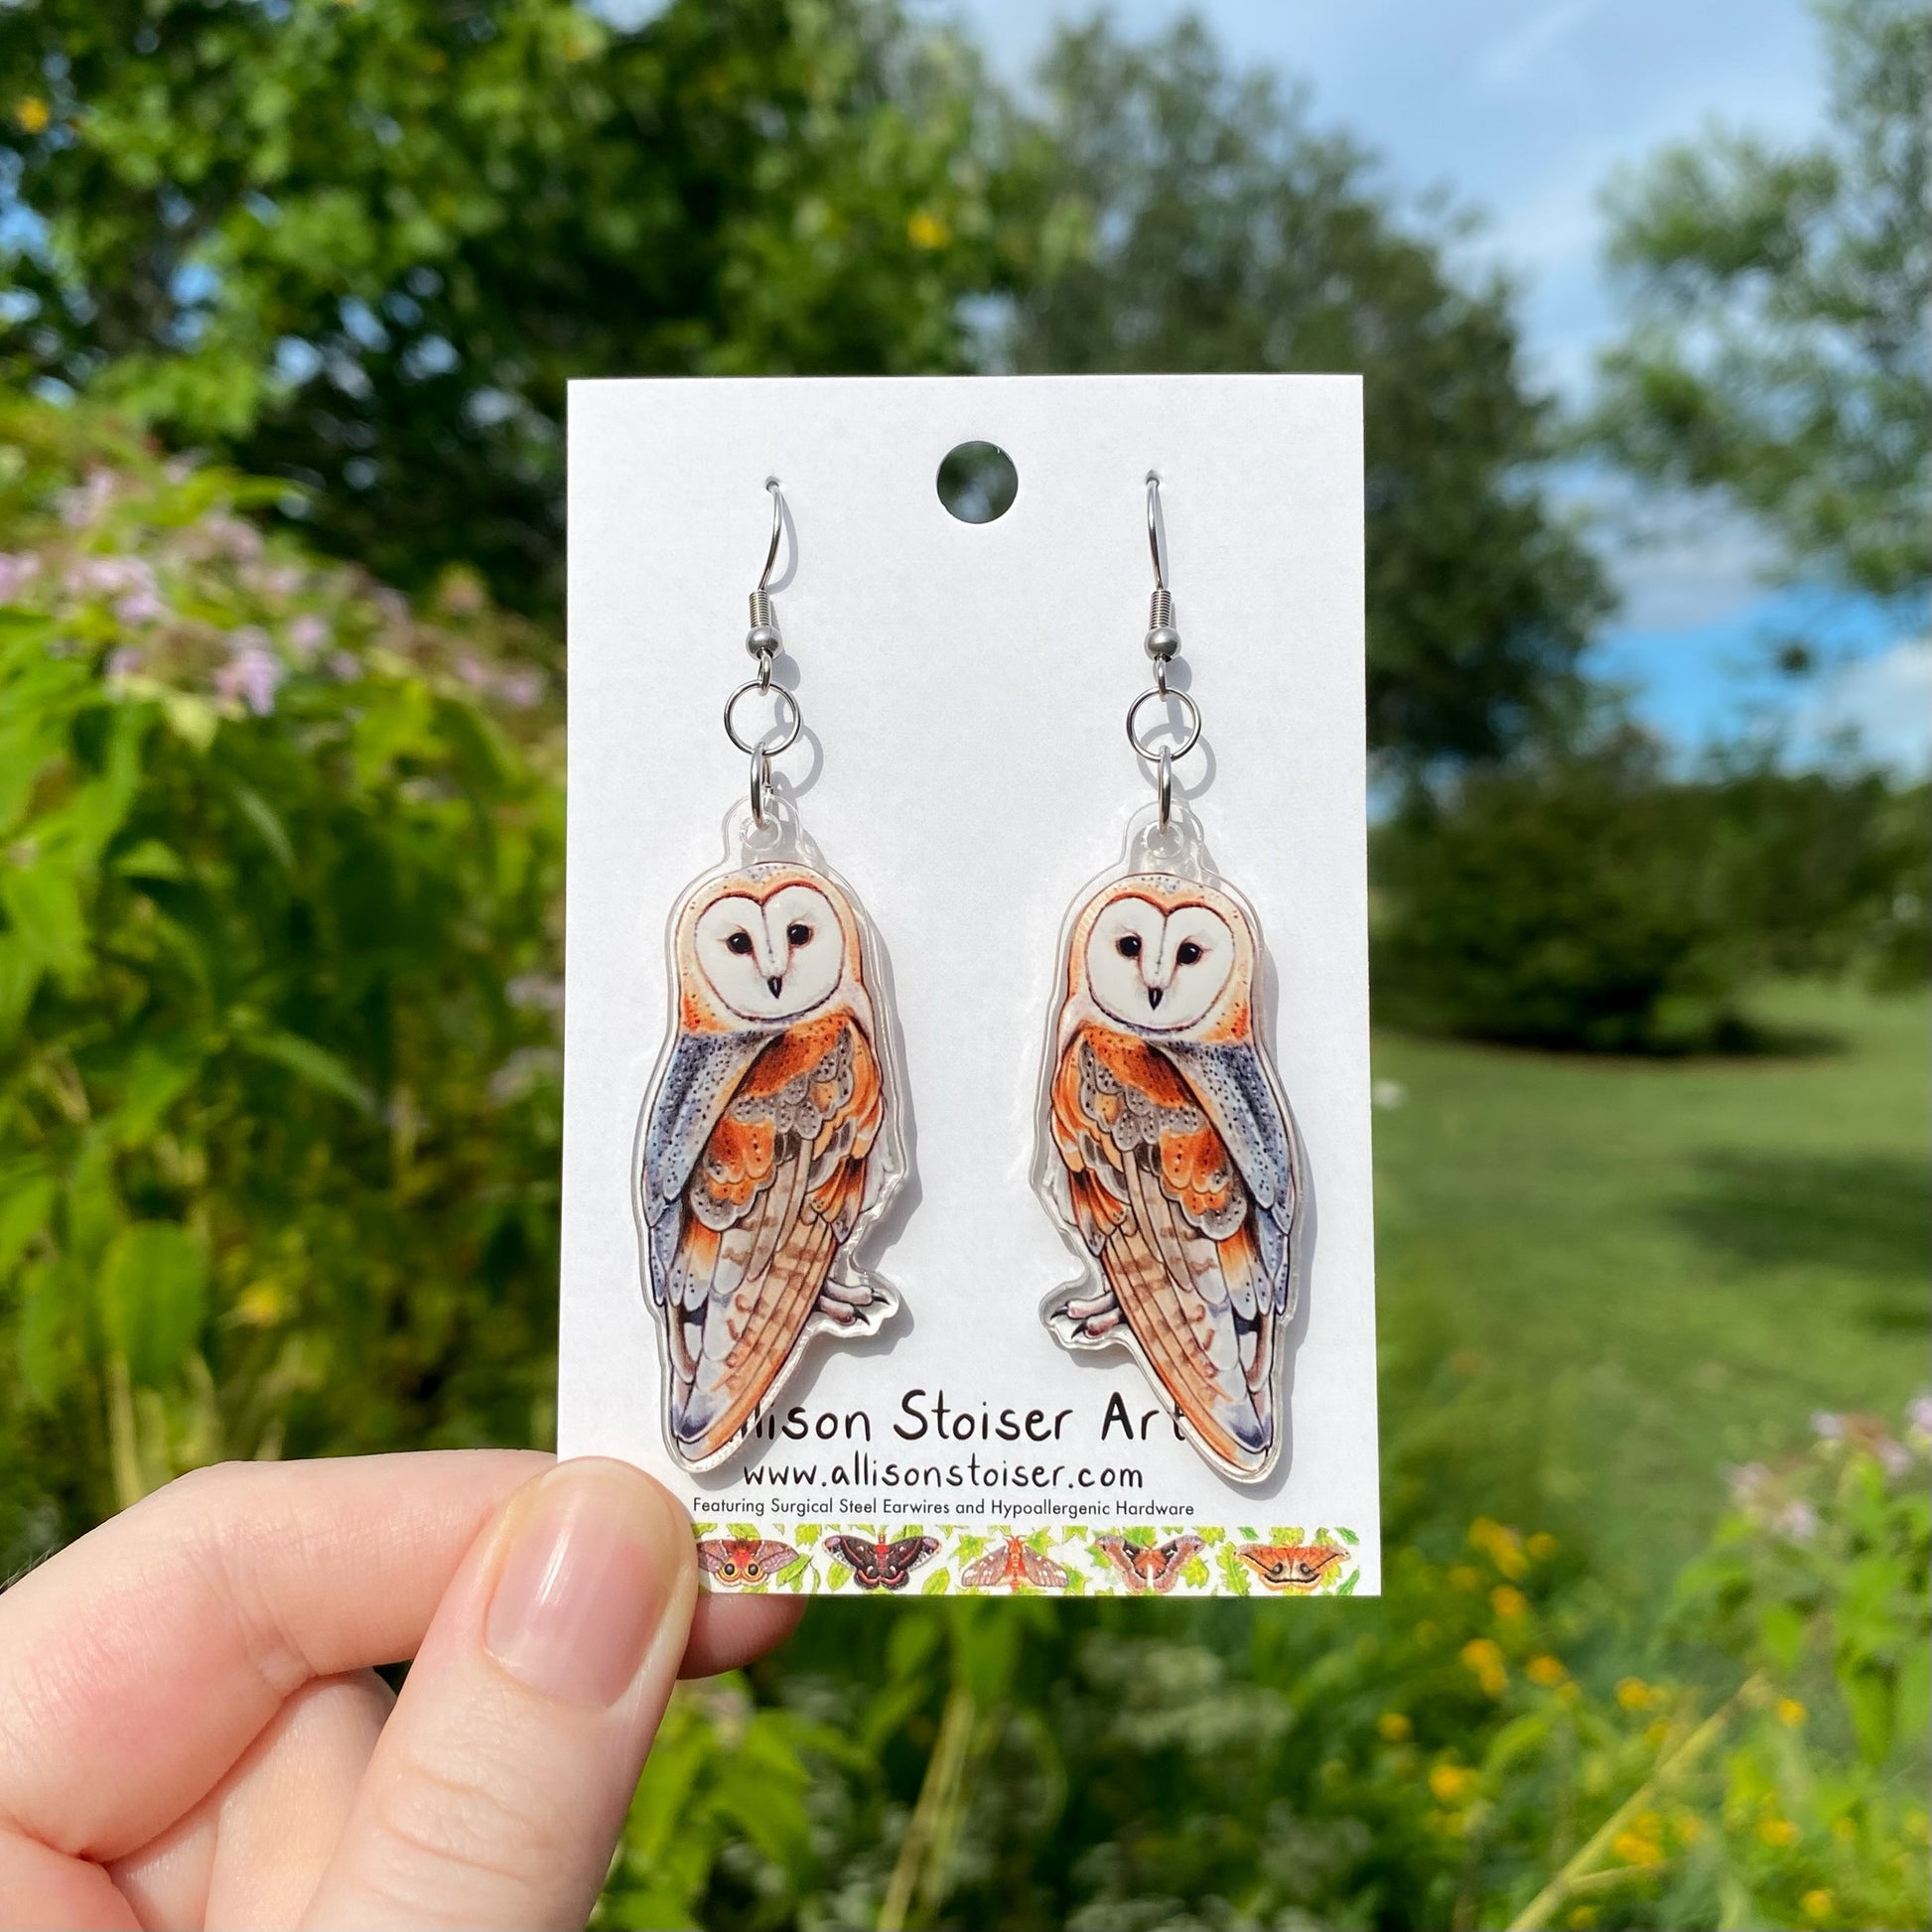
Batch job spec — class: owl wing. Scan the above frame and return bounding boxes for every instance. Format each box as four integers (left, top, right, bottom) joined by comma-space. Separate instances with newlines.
654, 1014, 885, 1465
1165, 1038, 1298, 1316
1049, 1026, 1289, 1477
639, 1029, 774, 1307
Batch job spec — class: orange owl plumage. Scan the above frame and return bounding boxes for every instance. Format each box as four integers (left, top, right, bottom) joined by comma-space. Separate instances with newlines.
637, 861, 901, 1471
1039, 871, 1302, 1482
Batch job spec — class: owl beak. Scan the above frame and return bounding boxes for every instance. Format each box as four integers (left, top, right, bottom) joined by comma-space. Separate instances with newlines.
766, 975, 784, 999
1147, 987, 1164, 1011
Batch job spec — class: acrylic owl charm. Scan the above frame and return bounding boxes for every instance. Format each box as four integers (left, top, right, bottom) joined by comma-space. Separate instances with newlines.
1035, 475, 1306, 1486
634, 483, 906, 1475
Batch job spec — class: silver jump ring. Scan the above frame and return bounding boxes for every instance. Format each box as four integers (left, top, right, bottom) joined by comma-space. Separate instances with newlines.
724, 679, 801, 757
1157, 748, 1173, 829
1126, 685, 1201, 762
750, 748, 772, 826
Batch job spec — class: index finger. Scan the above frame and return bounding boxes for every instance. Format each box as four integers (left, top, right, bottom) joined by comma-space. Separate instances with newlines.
0, 1451, 545, 1863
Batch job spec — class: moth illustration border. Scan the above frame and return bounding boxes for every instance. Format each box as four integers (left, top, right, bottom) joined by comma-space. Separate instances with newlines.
688, 1519, 1364, 1598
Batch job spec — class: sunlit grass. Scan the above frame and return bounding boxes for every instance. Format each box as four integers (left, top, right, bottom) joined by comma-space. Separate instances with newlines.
1372, 982, 1930, 1594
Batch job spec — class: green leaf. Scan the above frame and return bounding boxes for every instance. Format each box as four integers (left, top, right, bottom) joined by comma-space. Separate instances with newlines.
228, 780, 295, 873
238, 1030, 378, 1117
1336, 1568, 1361, 1596
98, 1221, 208, 1387
1336, 1525, 1360, 1545
920, 1566, 951, 1595
0, 1170, 54, 1279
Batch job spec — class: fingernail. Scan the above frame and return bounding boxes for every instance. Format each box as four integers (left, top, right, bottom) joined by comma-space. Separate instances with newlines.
483, 1461, 682, 1706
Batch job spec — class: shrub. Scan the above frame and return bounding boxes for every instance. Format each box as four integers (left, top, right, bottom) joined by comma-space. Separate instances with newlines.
0, 398, 563, 1557
1372, 728, 1927, 1052
599, 1413, 1932, 1931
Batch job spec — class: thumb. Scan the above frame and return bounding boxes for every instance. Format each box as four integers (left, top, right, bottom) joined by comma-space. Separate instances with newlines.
301, 1457, 697, 1931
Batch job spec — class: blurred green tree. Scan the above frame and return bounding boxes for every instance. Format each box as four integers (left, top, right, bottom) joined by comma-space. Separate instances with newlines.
1, 3, 1611, 766
0, 0, 1027, 611
1003, 18, 1610, 764
1589, 0, 1931, 602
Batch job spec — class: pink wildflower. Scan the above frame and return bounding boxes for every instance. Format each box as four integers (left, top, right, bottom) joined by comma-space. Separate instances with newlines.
215, 627, 284, 715
0, 552, 41, 601
287, 613, 330, 658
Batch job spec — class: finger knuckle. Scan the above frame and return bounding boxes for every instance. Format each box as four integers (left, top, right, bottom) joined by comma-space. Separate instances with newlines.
358, 1740, 571, 1904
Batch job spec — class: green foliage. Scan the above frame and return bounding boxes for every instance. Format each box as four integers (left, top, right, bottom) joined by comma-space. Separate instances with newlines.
1371, 725, 1929, 1051
1005, 17, 1611, 762
1589, 0, 1931, 601
0, 396, 563, 1550
0, 0, 1026, 609
0, 3, 1611, 767
592, 1427, 1930, 1930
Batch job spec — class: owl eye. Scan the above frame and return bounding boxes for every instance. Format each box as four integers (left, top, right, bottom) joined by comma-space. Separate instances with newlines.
784, 921, 813, 947
1115, 934, 1142, 959
726, 930, 755, 955
1175, 940, 1204, 966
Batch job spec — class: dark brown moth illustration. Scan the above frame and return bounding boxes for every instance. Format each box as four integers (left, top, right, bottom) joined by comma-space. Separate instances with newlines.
1235, 1542, 1348, 1591
826, 1533, 941, 1591
1094, 1532, 1203, 1594
694, 1537, 802, 1589
959, 1535, 1070, 1592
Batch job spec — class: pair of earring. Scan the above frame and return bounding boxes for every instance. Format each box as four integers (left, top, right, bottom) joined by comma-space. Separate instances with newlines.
635, 476, 1304, 1487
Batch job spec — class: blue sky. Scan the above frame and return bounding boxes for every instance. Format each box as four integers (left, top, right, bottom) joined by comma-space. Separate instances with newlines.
947, 0, 1928, 770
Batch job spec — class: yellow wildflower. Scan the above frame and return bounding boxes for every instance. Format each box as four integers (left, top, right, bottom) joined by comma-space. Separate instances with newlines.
905, 209, 951, 250
1460, 1637, 1508, 1697
15, 96, 50, 133
1671, 1809, 1705, 1845
1377, 1711, 1413, 1742
1758, 1817, 1800, 1848
1645, 1720, 1671, 1748
1490, 1585, 1528, 1620
233, 1282, 286, 1326
1776, 1697, 1807, 1727
1801, 1889, 1833, 1920
1527, 1654, 1566, 1686
1615, 1676, 1657, 1712
1429, 1762, 1474, 1804
1449, 1565, 1482, 1591
1527, 1531, 1559, 1561
1468, 1516, 1530, 1578
1565, 1909, 1597, 1931
1612, 1829, 1666, 1867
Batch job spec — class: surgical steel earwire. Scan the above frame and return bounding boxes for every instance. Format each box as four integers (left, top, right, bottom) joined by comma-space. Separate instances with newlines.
1126, 473, 1200, 830
723, 478, 801, 826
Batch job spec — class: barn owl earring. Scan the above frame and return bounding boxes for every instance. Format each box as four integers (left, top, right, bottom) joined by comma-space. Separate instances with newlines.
1034, 474, 1306, 1486
634, 480, 906, 1475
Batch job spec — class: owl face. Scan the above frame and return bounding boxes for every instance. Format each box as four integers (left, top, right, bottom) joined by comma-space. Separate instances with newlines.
1081, 886, 1241, 1035
689, 877, 845, 1023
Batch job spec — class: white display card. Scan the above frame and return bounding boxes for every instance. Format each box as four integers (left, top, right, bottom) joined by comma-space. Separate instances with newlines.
561, 375, 1379, 1598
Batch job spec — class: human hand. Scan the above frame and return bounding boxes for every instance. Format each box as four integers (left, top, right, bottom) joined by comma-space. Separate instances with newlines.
0, 1451, 803, 1929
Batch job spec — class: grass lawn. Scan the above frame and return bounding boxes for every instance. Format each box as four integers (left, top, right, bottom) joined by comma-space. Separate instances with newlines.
1369, 982, 1929, 1600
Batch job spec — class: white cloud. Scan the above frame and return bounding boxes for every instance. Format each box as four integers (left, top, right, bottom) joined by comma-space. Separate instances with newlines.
1793, 637, 1932, 775
1473, 0, 1603, 93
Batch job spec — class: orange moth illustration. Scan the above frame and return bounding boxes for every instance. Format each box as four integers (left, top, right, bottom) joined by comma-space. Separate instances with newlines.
1236, 1543, 1347, 1591
695, 1538, 803, 1588
960, 1536, 1071, 1592
1093, 1532, 1204, 1593
636, 859, 903, 1473
1037, 870, 1303, 1484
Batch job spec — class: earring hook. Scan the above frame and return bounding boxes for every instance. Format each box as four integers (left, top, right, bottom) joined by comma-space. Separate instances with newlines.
1142, 472, 1179, 672
746, 477, 785, 682
757, 476, 784, 598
